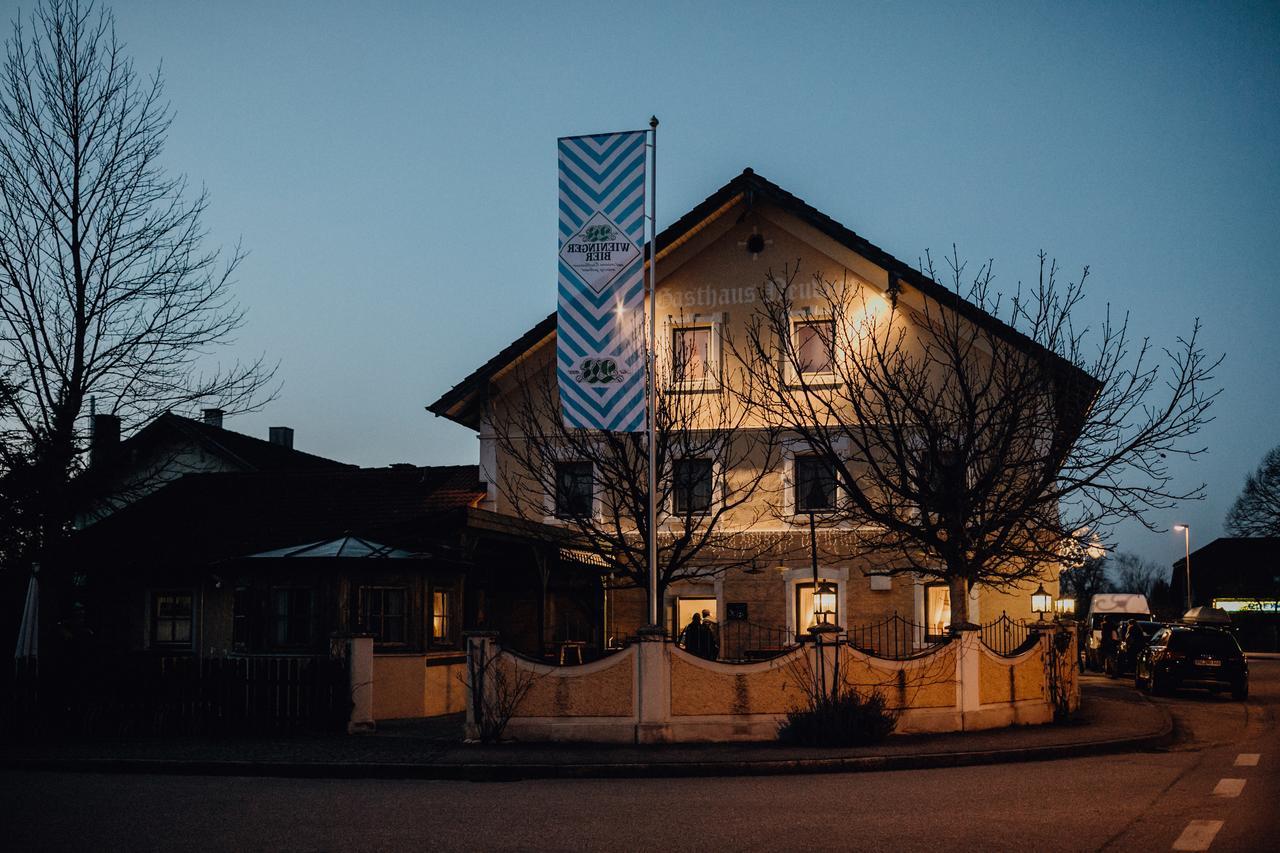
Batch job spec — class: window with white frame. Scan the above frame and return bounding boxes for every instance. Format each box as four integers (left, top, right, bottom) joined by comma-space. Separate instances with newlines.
791, 316, 835, 377
794, 455, 837, 513
925, 584, 951, 638
554, 461, 593, 518
670, 322, 718, 389
795, 581, 840, 634
673, 458, 713, 515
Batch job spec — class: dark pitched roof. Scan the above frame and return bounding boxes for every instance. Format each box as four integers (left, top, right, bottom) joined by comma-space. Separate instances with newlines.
426, 168, 1099, 428
141, 412, 353, 472
68, 464, 485, 568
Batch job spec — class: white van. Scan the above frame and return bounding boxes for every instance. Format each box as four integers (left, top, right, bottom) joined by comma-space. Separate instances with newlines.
1084, 594, 1153, 670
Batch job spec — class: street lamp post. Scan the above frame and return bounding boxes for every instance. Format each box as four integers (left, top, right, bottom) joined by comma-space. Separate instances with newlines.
1173, 524, 1191, 610
805, 479, 834, 631
805, 479, 841, 700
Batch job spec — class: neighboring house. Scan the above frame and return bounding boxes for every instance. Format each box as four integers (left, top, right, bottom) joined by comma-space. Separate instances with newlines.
1174, 537, 1280, 651
78, 408, 353, 524
58, 411, 612, 724
429, 168, 1082, 650
65, 463, 604, 661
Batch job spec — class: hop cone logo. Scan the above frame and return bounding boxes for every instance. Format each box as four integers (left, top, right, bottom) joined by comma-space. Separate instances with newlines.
583, 224, 614, 243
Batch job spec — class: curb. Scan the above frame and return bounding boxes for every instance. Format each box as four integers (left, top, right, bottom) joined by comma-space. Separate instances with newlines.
1, 714, 1174, 782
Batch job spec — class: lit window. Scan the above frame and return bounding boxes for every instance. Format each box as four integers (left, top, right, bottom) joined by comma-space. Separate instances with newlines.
554, 461, 593, 518
151, 591, 193, 647
793, 318, 834, 375
271, 588, 314, 647
795, 581, 839, 634
795, 456, 836, 512
432, 589, 452, 643
926, 584, 951, 638
673, 458, 713, 515
361, 587, 407, 644
672, 325, 713, 384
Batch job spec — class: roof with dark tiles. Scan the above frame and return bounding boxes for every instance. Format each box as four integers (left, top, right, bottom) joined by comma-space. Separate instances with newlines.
134, 412, 354, 472
69, 464, 486, 568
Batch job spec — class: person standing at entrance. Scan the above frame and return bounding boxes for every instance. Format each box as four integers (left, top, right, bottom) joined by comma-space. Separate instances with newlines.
701, 609, 720, 660
681, 612, 715, 660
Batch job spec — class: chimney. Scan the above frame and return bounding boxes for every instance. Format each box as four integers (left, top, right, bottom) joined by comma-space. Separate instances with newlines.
268, 426, 294, 449
90, 414, 121, 468
201, 408, 224, 429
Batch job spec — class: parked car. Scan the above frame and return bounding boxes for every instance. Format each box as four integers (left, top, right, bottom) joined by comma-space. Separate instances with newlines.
1105, 620, 1166, 677
1135, 625, 1248, 700
1084, 594, 1152, 670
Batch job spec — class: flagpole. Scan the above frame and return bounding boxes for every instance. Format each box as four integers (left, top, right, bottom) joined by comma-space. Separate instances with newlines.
647, 115, 659, 628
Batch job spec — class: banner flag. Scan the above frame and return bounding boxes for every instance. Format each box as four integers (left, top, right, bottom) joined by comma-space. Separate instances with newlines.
557, 130, 648, 431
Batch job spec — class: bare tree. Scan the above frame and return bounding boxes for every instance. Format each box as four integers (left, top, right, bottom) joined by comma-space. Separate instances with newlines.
731, 249, 1218, 629
1225, 445, 1280, 537
0, 0, 274, 560
489, 336, 783, 631
1108, 551, 1166, 599
462, 639, 542, 743
1060, 554, 1110, 611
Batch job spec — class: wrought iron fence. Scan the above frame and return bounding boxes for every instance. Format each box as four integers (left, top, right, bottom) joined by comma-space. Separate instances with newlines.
715, 620, 798, 662
980, 612, 1037, 657
847, 612, 946, 660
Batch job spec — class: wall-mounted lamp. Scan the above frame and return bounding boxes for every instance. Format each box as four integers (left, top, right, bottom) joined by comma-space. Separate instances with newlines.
886, 273, 902, 309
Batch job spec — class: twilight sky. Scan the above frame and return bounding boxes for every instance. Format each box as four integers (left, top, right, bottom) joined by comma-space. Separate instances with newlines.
66, 0, 1280, 571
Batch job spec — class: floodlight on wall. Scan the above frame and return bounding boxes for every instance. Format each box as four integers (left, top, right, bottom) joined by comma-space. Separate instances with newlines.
886, 273, 902, 309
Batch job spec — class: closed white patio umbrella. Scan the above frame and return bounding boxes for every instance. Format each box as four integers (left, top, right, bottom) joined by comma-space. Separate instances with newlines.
13, 568, 38, 669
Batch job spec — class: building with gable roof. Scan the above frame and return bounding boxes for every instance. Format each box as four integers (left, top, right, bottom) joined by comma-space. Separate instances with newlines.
430, 168, 1097, 655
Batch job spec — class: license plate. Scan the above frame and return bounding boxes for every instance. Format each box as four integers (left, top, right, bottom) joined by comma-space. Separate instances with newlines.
1196, 658, 1221, 667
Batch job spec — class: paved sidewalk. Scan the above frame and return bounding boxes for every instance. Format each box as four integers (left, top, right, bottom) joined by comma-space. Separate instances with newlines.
1, 680, 1171, 780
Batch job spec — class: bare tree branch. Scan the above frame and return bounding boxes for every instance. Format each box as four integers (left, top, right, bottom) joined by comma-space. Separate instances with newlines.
0, 0, 276, 558
489, 326, 785, 627
1224, 445, 1280, 537
727, 249, 1219, 628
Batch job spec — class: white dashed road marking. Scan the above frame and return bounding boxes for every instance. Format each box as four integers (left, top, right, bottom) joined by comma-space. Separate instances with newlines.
1212, 778, 1246, 798
1173, 820, 1224, 851
1233, 753, 1260, 767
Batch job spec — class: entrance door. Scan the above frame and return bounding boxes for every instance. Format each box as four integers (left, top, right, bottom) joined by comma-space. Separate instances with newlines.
671, 597, 717, 641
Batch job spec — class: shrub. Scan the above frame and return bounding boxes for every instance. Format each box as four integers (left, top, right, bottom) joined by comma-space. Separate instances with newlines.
777, 687, 897, 747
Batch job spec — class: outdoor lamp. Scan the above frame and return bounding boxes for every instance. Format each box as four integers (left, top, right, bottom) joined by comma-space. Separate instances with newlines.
1173, 523, 1192, 610
1031, 583, 1052, 619
1056, 596, 1075, 616
815, 580, 837, 625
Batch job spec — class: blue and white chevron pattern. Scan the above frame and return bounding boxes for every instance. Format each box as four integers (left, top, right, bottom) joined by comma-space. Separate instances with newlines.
557, 131, 648, 432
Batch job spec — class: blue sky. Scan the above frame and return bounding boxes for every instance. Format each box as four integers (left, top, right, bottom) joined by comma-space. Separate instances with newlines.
64, 0, 1280, 570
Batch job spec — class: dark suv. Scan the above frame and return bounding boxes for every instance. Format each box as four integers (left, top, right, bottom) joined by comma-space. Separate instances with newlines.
1135, 626, 1248, 700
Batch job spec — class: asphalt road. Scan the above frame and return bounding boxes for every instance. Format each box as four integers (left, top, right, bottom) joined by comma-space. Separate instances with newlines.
4, 660, 1277, 852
